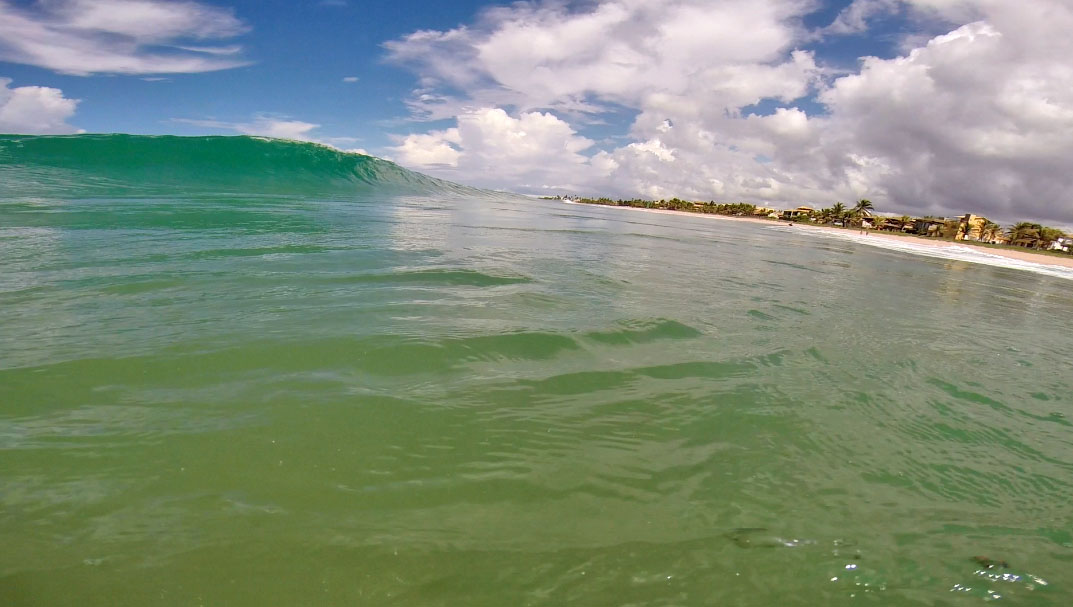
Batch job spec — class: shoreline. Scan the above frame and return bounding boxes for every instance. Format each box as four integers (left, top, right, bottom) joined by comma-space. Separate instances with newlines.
561, 200, 1073, 271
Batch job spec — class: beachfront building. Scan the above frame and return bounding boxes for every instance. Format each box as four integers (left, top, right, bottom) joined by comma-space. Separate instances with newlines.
753, 206, 778, 217
781, 206, 814, 220
875, 217, 915, 233
912, 218, 947, 237
1051, 236, 1072, 252
954, 214, 1000, 242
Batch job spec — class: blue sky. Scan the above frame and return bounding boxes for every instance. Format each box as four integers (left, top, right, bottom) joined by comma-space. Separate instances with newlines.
1, 0, 501, 145
2, 0, 1073, 225
0, 0, 898, 149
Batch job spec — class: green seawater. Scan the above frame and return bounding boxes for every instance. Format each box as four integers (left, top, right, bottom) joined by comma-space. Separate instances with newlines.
1, 135, 1071, 605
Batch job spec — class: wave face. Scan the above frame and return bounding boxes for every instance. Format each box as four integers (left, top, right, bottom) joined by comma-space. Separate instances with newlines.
0, 134, 475, 197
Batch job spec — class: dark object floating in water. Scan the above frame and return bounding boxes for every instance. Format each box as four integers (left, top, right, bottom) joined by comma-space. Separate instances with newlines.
973, 556, 1010, 569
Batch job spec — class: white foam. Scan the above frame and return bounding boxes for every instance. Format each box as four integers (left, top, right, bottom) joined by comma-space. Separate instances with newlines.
783, 227, 1073, 281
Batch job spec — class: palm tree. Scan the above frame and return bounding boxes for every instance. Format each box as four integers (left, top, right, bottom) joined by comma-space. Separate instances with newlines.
1008, 222, 1043, 248
853, 199, 874, 216
1039, 226, 1064, 249
848, 199, 873, 228
820, 202, 843, 225
979, 220, 1000, 242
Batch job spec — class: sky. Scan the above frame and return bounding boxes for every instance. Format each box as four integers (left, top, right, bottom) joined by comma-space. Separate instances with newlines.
2, 0, 1072, 226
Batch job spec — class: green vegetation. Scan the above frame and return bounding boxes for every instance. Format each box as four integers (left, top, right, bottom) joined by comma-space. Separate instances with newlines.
550, 195, 1072, 255
1007, 222, 1066, 249
853, 199, 874, 217
570, 196, 760, 217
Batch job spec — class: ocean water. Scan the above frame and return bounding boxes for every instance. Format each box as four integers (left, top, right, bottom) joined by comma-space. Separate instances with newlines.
1, 135, 1071, 606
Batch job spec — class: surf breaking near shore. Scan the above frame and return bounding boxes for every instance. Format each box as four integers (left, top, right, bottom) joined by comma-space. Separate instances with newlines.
782, 225, 1073, 281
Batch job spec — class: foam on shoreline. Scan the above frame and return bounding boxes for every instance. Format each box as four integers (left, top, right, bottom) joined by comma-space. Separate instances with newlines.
560, 199, 1073, 281
776, 224, 1073, 281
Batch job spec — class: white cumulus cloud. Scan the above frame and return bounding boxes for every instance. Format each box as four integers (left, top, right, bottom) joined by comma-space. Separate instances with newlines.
0, 0, 250, 75
815, 1, 1073, 222
0, 77, 82, 134
386, 0, 1073, 225
394, 108, 596, 190
385, 0, 819, 119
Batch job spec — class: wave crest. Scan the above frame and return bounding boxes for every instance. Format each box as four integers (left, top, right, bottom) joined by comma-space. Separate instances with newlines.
0, 134, 478, 198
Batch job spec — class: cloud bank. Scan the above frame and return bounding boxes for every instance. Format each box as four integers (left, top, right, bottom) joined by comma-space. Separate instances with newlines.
0, 0, 250, 75
386, 0, 1073, 224
0, 77, 81, 134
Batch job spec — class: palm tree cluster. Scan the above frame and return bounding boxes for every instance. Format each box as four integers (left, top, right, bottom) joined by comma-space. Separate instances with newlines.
813, 202, 1070, 251
1007, 222, 1068, 250
814, 199, 874, 226
978, 220, 1001, 242
566, 194, 1072, 253
573, 196, 759, 216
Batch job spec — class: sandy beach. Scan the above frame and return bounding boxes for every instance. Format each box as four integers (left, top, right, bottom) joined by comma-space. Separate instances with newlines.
563, 200, 1073, 270
804, 222, 1073, 269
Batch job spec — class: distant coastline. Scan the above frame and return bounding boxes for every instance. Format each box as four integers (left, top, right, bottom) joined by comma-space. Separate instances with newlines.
551, 197, 1073, 272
